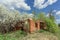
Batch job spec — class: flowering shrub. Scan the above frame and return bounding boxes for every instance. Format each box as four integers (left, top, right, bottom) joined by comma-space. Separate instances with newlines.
0, 4, 34, 33
0, 4, 22, 33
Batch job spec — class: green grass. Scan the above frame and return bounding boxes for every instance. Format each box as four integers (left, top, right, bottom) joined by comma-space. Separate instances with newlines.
0, 30, 27, 40
54, 27, 60, 40
0, 29, 60, 40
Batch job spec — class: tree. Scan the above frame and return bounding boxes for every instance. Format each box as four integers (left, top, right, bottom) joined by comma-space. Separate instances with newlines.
45, 18, 59, 33
49, 10, 55, 22
37, 12, 46, 21
32, 11, 36, 21
37, 12, 59, 33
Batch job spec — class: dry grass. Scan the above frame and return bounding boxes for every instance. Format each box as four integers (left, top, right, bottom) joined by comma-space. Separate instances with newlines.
22, 32, 58, 40
0, 30, 58, 40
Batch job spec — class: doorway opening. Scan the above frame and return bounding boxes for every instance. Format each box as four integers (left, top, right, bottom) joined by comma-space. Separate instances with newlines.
40, 21, 45, 29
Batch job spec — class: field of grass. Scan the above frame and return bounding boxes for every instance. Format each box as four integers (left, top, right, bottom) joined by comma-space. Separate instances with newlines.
0, 29, 59, 40
0, 30, 27, 40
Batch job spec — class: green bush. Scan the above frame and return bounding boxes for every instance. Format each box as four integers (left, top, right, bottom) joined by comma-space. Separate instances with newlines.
58, 24, 60, 27
45, 18, 59, 33
36, 12, 59, 33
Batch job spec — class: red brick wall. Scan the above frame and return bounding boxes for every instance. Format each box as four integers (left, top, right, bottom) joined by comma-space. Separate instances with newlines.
28, 19, 36, 33
36, 20, 40, 30
13, 19, 46, 33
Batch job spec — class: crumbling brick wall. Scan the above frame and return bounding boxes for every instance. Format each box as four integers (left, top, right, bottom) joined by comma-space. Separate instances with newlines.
13, 19, 46, 33
28, 18, 36, 33
28, 19, 47, 33
35, 20, 40, 30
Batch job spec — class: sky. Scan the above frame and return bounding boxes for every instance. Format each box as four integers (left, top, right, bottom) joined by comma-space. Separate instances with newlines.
0, 0, 60, 24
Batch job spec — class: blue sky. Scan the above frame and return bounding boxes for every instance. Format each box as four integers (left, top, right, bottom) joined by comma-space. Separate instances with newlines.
25, 0, 60, 13
0, 0, 60, 23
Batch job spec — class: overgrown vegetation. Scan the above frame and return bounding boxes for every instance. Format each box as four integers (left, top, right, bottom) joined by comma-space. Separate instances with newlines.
33, 12, 59, 33
0, 30, 27, 40
0, 4, 33, 33
0, 4, 21, 33
45, 18, 59, 33
58, 23, 60, 27
0, 4, 60, 40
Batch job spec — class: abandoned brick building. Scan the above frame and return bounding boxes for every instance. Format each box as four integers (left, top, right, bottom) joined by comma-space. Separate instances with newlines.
0, 18, 46, 34
14, 18, 46, 33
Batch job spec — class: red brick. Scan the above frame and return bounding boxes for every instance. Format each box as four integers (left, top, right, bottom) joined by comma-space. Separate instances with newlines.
35, 20, 40, 30
28, 18, 36, 33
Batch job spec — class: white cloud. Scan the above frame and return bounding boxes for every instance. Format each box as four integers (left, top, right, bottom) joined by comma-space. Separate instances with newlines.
34, 0, 57, 9
46, 10, 57, 17
56, 19, 60, 24
56, 11, 60, 15
0, 0, 31, 10
53, 10, 60, 24
53, 10, 57, 12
